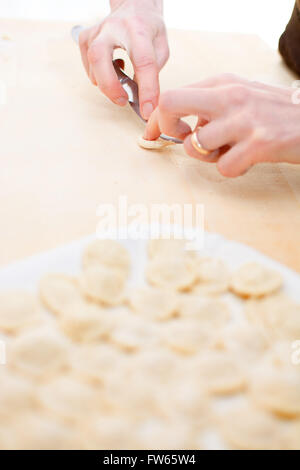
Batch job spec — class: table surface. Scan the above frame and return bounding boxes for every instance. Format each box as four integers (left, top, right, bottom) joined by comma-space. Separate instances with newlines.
1, 18, 300, 273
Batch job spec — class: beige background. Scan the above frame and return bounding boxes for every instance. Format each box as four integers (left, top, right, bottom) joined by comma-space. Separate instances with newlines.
1, 19, 300, 272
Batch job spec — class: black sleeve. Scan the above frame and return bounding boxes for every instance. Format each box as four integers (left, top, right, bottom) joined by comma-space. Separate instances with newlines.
279, 2, 300, 76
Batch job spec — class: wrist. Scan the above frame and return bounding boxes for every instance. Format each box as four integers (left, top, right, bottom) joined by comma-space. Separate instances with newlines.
110, 0, 163, 14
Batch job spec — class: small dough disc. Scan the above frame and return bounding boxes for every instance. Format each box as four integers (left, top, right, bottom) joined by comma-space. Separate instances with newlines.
245, 293, 300, 340
163, 319, 214, 355
128, 287, 178, 321
14, 414, 80, 450
193, 258, 230, 295
71, 344, 123, 384
39, 274, 82, 316
83, 416, 137, 450
59, 302, 113, 343
0, 372, 37, 419
195, 350, 246, 395
178, 295, 230, 328
146, 256, 197, 291
38, 376, 100, 421
220, 324, 269, 364
250, 367, 300, 418
230, 262, 282, 298
0, 291, 41, 334
10, 328, 69, 379
82, 239, 130, 276
138, 136, 176, 150
111, 317, 160, 352
79, 266, 126, 306
220, 404, 290, 450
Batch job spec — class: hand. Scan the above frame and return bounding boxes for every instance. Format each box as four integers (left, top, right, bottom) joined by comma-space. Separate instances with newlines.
144, 74, 300, 177
79, 0, 169, 120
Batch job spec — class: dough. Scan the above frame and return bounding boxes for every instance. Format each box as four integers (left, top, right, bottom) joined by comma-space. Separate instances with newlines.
10, 328, 69, 380
230, 262, 282, 298
220, 324, 269, 364
38, 376, 100, 422
14, 414, 80, 450
0, 290, 41, 334
111, 317, 160, 352
195, 350, 246, 395
178, 295, 230, 328
83, 416, 137, 450
136, 418, 191, 450
138, 136, 176, 150
146, 255, 197, 291
245, 293, 300, 340
79, 266, 126, 306
250, 367, 300, 418
59, 302, 113, 343
71, 344, 123, 385
220, 404, 290, 450
159, 378, 211, 429
0, 372, 37, 420
82, 239, 130, 276
163, 319, 214, 355
128, 287, 178, 321
193, 258, 230, 295
39, 274, 82, 316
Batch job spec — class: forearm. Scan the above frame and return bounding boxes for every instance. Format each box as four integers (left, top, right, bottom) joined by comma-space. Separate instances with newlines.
279, 1, 300, 75
110, 0, 163, 14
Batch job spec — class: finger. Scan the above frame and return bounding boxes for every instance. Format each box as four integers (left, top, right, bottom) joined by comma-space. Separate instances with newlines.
183, 135, 221, 163
187, 118, 240, 152
217, 142, 253, 177
143, 107, 161, 140
153, 33, 170, 70
130, 36, 160, 120
88, 35, 128, 105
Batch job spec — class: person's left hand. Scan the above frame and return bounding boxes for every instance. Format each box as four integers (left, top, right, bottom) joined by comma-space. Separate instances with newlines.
144, 74, 300, 177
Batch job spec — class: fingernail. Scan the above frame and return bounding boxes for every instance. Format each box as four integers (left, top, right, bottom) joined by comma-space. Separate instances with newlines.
116, 96, 128, 106
142, 102, 154, 120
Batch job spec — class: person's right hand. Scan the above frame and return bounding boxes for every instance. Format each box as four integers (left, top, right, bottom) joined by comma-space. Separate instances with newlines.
79, 0, 169, 120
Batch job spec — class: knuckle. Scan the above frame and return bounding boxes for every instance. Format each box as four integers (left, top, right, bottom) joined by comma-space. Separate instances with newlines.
87, 42, 103, 64
135, 55, 156, 71
229, 84, 250, 105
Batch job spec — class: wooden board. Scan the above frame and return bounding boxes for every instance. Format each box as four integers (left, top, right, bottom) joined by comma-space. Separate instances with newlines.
0, 19, 300, 272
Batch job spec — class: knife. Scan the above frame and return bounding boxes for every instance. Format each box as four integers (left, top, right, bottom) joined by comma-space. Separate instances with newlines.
71, 25, 183, 145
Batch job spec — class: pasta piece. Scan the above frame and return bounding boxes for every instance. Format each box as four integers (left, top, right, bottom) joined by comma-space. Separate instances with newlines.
10, 328, 69, 380
230, 262, 282, 298
38, 376, 101, 422
220, 324, 269, 364
195, 350, 246, 395
79, 266, 126, 306
146, 256, 197, 291
14, 414, 80, 450
59, 301, 113, 343
178, 295, 230, 328
0, 372, 37, 420
138, 136, 176, 150
220, 403, 291, 450
39, 274, 82, 316
250, 366, 300, 418
193, 258, 230, 296
82, 240, 130, 276
128, 287, 178, 321
0, 291, 41, 334
163, 319, 214, 355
